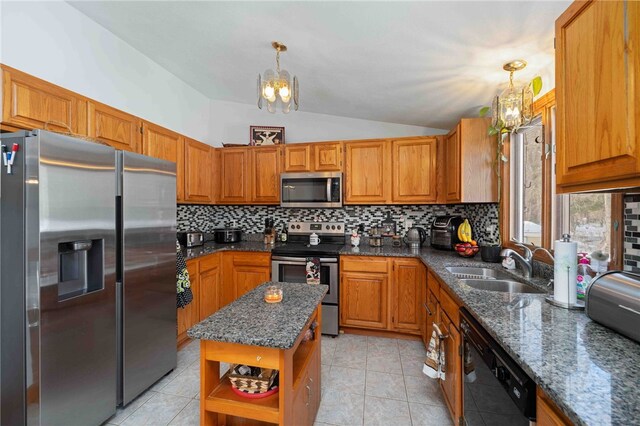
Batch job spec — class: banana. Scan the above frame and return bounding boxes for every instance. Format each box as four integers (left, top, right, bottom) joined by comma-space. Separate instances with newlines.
457, 224, 465, 242
465, 219, 472, 241
460, 219, 471, 242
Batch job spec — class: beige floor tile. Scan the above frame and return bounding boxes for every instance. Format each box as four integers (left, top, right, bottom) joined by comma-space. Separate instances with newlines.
400, 355, 427, 378
397, 339, 426, 358
408, 402, 453, 426
365, 370, 407, 401
404, 375, 446, 405
168, 400, 199, 426
366, 350, 403, 374
120, 393, 191, 426
105, 390, 157, 425
158, 367, 200, 399
363, 396, 411, 426
367, 336, 399, 354
327, 366, 366, 395
315, 389, 364, 425
332, 346, 367, 369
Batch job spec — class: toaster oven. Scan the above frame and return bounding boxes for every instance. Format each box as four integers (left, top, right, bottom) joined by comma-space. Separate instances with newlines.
177, 231, 204, 248
430, 215, 464, 250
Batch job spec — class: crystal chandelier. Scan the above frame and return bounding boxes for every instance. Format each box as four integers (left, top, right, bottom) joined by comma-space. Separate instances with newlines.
492, 60, 534, 130
257, 41, 299, 113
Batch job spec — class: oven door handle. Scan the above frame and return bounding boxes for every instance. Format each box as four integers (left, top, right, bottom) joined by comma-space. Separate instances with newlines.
461, 321, 488, 355
272, 256, 338, 263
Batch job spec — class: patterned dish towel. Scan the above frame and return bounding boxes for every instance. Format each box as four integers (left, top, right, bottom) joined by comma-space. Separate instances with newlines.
306, 257, 321, 285
423, 323, 446, 380
176, 241, 193, 309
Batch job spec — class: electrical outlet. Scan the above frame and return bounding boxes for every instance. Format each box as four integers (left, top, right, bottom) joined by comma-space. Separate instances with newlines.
485, 225, 496, 233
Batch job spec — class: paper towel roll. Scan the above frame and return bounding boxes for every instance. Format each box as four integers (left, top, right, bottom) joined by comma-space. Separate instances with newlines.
554, 237, 578, 305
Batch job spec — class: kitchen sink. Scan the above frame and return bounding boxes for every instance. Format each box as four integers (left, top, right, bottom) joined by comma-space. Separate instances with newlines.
461, 279, 544, 294
445, 266, 512, 280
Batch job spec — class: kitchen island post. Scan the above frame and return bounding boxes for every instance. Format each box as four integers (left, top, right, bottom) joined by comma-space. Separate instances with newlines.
187, 282, 327, 426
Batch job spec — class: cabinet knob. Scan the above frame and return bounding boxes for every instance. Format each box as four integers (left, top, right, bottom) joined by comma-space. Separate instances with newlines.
256, 356, 262, 362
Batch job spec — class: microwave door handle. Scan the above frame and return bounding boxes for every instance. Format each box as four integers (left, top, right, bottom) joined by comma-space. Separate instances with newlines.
326, 178, 332, 202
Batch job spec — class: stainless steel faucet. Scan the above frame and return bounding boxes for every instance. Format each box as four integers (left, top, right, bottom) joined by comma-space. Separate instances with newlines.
500, 241, 555, 279
500, 244, 533, 278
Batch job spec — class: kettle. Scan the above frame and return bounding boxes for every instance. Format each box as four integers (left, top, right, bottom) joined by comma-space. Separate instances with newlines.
404, 226, 427, 249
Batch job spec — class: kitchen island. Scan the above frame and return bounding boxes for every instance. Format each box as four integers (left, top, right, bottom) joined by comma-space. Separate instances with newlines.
187, 281, 328, 426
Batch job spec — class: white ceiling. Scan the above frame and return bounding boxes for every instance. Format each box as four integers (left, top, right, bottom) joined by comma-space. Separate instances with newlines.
68, 1, 571, 130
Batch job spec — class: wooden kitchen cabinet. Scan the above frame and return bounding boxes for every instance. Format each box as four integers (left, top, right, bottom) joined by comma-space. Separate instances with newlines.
340, 271, 389, 330
444, 118, 497, 203
344, 139, 391, 204
87, 101, 141, 152
284, 144, 312, 172
392, 137, 438, 203
439, 306, 462, 425
536, 387, 573, 426
177, 259, 201, 345
1, 64, 87, 135
184, 138, 214, 204
142, 121, 184, 201
198, 253, 221, 321
391, 258, 425, 333
219, 147, 250, 203
221, 251, 271, 304
555, 0, 640, 192
313, 142, 342, 171
251, 146, 281, 203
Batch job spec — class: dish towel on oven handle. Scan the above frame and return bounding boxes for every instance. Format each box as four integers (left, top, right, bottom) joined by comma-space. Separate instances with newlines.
423, 323, 446, 380
176, 240, 193, 309
306, 257, 321, 285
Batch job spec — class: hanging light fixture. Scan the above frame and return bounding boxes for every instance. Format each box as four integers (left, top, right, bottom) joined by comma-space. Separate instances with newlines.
257, 41, 299, 113
492, 59, 534, 131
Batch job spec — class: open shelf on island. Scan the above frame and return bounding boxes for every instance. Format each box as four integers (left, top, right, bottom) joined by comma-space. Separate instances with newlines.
206, 371, 280, 424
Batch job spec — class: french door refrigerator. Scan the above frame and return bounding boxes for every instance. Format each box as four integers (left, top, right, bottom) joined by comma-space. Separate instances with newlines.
0, 130, 176, 425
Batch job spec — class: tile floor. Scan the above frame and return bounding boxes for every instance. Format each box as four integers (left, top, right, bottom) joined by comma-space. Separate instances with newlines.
105, 333, 452, 426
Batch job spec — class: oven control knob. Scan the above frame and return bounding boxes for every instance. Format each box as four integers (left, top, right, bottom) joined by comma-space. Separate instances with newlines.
296, 225, 301, 229
326, 225, 330, 230
290, 224, 295, 229
337, 225, 341, 230
331, 225, 336, 230
495, 366, 509, 382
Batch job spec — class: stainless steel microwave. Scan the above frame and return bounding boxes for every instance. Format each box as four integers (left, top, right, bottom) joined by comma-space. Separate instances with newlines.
280, 172, 342, 208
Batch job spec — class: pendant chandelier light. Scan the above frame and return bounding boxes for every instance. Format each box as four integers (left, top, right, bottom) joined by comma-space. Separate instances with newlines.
492, 59, 534, 131
257, 41, 299, 113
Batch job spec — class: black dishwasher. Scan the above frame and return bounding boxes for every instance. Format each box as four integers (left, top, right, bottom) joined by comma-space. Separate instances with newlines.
459, 308, 536, 425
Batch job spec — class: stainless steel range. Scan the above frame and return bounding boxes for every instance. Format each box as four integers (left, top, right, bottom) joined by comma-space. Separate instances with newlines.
271, 221, 344, 336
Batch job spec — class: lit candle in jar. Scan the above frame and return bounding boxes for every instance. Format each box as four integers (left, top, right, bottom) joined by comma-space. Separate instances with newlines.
264, 285, 283, 303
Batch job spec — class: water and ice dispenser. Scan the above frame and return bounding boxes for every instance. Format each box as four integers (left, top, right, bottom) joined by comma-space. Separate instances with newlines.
57, 239, 104, 301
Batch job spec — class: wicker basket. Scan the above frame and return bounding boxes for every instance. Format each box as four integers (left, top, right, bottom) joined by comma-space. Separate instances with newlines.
228, 365, 279, 394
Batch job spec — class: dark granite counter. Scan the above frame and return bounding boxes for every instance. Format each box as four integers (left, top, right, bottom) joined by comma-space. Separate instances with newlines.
180, 240, 639, 424
182, 241, 274, 260
341, 244, 640, 426
187, 282, 328, 349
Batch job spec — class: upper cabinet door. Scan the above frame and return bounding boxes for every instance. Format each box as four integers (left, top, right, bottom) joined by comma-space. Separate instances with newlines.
392, 138, 437, 203
344, 140, 391, 204
445, 125, 461, 203
252, 146, 281, 204
142, 121, 181, 162
88, 101, 141, 153
284, 144, 312, 172
314, 142, 342, 171
556, 0, 640, 192
184, 138, 213, 203
219, 148, 250, 203
1, 65, 85, 134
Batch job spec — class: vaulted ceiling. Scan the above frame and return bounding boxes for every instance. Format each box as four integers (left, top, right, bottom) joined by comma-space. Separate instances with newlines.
69, 1, 570, 130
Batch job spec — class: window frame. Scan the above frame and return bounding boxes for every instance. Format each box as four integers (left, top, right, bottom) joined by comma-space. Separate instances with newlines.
499, 89, 624, 268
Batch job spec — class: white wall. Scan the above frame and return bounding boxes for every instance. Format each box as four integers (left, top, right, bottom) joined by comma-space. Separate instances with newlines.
0, 1, 445, 146
208, 99, 446, 146
0, 1, 211, 142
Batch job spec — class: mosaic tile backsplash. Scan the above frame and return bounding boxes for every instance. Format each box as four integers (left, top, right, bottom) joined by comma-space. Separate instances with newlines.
624, 194, 640, 273
177, 203, 501, 244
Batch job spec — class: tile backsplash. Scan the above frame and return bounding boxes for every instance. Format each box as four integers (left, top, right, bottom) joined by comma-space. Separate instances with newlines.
177, 203, 500, 244
624, 194, 640, 273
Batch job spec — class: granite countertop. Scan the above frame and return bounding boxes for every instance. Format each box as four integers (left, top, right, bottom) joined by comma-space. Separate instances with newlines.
341, 244, 640, 426
182, 241, 274, 260
187, 282, 328, 349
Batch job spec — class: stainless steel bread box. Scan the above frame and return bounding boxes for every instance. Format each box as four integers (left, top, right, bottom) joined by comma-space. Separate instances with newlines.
585, 271, 640, 343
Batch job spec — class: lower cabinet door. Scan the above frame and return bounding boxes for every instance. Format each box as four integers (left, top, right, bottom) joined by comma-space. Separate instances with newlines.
391, 259, 424, 333
233, 265, 271, 298
340, 272, 388, 329
199, 262, 220, 321
439, 308, 462, 424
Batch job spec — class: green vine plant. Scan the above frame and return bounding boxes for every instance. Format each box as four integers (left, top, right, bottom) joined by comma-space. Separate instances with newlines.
477, 76, 543, 246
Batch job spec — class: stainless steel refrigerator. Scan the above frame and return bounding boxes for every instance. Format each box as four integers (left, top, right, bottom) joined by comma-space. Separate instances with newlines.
0, 130, 177, 425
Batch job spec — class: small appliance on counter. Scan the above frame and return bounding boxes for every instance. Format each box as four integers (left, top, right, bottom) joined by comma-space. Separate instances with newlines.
404, 226, 427, 249
178, 231, 204, 248
213, 228, 242, 244
586, 271, 640, 343
430, 215, 464, 250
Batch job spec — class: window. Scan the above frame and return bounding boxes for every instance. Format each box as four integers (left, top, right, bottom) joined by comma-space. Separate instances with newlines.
506, 91, 622, 266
